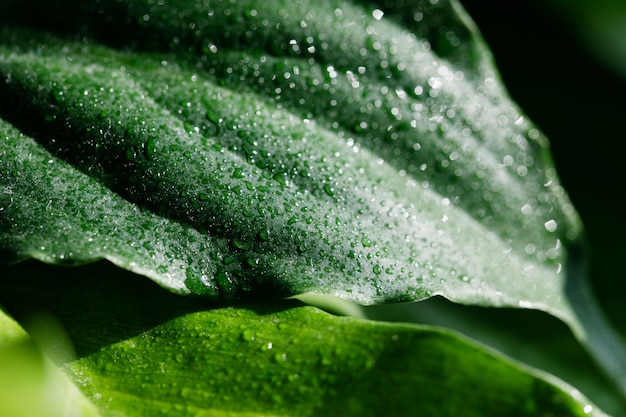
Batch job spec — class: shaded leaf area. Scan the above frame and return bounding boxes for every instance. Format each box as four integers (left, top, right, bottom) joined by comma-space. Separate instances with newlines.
0, 262, 597, 417
0, 306, 101, 417
366, 297, 625, 415
0, 0, 580, 316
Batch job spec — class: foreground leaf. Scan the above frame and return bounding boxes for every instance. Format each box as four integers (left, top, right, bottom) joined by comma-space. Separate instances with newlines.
0, 263, 600, 417
70, 307, 597, 417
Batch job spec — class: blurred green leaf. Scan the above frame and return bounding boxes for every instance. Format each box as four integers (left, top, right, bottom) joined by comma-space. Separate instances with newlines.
0, 307, 101, 417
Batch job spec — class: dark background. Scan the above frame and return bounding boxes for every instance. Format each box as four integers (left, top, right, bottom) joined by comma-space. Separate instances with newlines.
459, 0, 626, 332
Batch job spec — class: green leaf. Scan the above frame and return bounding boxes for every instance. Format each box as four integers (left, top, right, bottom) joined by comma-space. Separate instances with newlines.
0, 306, 101, 417
0, 263, 601, 417
0, 0, 581, 310
1, 0, 625, 401
71, 307, 595, 417
1, 0, 626, 407
366, 296, 625, 415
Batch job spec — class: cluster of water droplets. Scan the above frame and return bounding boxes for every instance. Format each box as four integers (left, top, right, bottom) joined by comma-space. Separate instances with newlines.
0, 0, 582, 310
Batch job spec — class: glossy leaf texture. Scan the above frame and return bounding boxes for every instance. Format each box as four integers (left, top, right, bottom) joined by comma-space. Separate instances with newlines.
0, 263, 601, 417
0, 0, 580, 314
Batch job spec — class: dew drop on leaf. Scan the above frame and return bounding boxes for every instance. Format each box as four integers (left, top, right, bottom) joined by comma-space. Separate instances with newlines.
126, 146, 138, 161
232, 239, 251, 250
241, 329, 254, 342
232, 167, 245, 179
544, 219, 557, 232
273, 172, 287, 186
145, 137, 158, 157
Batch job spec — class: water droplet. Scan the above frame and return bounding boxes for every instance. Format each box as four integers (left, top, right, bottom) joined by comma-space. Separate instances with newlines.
146, 137, 158, 157
241, 329, 254, 341
232, 239, 251, 250
361, 237, 372, 247
323, 183, 334, 196
372, 9, 384, 20
51, 88, 64, 104
246, 257, 259, 268
232, 168, 245, 178
544, 219, 557, 232
258, 229, 269, 241
372, 265, 381, 275
222, 255, 236, 265
126, 146, 138, 161
273, 172, 287, 186
216, 269, 233, 293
